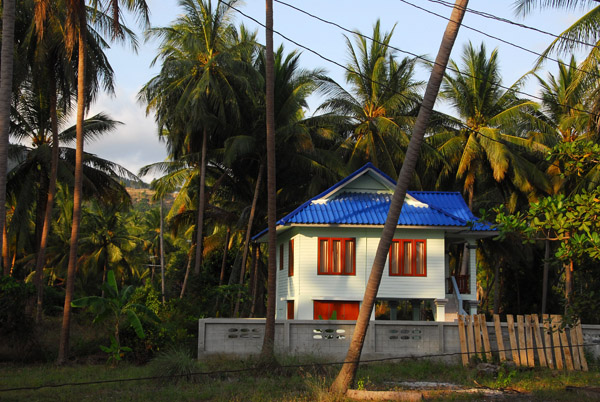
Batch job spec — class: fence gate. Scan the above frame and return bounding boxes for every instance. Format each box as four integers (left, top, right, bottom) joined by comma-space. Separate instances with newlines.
458, 314, 588, 371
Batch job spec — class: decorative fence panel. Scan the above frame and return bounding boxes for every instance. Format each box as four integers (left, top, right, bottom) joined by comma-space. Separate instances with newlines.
198, 318, 600, 363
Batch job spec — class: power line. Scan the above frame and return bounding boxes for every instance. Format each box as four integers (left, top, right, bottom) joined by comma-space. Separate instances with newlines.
396, 0, 600, 81
272, 0, 600, 121
220, 0, 600, 190
1, 342, 596, 393
428, 0, 600, 51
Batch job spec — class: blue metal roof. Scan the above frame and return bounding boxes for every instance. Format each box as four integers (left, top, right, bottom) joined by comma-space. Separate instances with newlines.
281, 191, 493, 230
252, 164, 494, 240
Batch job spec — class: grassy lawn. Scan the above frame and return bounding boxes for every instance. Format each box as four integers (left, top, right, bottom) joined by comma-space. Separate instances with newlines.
1, 356, 600, 401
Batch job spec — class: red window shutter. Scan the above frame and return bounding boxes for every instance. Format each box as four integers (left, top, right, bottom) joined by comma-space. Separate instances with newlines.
288, 239, 294, 276
313, 301, 359, 320
279, 243, 283, 271
287, 301, 294, 320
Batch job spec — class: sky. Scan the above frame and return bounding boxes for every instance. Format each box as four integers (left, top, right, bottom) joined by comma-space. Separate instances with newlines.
81, 0, 588, 182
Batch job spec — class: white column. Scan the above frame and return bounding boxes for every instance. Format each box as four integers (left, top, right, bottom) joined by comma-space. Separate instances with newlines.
434, 298, 448, 322
468, 300, 479, 315
468, 239, 477, 296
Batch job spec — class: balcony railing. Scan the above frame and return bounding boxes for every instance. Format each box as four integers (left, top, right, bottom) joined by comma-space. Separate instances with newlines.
447, 275, 470, 294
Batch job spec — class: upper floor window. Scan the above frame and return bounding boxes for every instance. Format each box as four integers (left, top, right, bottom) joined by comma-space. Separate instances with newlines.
318, 238, 355, 275
288, 239, 294, 277
389, 239, 426, 277
279, 243, 284, 271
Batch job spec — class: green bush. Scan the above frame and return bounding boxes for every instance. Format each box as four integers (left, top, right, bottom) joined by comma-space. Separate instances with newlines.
148, 345, 204, 383
0, 276, 34, 337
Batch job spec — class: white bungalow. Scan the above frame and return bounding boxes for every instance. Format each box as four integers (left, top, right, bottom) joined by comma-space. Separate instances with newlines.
253, 163, 495, 322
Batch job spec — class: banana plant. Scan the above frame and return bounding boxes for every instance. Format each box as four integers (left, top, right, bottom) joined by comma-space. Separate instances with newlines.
71, 270, 159, 364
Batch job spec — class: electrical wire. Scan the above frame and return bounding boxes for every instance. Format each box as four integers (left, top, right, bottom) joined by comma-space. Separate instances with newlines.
1, 342, 597, 393
272, 0, 600, 121
222, 0, 600, 191
397, 0, 600, 80
428, 0, 600, 50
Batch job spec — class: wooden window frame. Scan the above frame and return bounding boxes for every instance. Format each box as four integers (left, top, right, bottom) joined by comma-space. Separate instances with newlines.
279, 243, 284, 271
288, 239, 294, 277
317, 237, 356, 275
388, 239, 426, 277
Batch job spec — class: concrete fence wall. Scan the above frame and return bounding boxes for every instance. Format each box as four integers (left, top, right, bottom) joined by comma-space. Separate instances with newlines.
198, 318, 600, 361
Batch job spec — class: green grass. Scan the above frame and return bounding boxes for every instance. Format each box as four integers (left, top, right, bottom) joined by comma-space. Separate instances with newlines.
1, 357, 600, 401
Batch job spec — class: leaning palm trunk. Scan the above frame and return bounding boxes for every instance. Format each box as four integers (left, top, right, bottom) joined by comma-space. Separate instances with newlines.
160, 198, 166, 304
234, 160, 264, 316
35, 80, 60, 323
180, 245, 194, 299
57, 14, 86, 364
193, 128, 208, 276
260, 0, 277, 363
0, 0, 16, 274
330, 0, 469, 393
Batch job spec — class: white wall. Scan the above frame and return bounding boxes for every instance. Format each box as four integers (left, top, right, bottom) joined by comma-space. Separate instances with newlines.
275, 227, 447, 320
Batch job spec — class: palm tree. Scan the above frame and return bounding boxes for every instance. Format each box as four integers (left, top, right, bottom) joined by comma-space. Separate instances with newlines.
316, 21, 440, 180
78, 200, 141, 295
513, 1, 600, 129
430, 42, 551, 211
42, 0, 150, 364
530, 56, 599, 310
261, 0, 277, 364
140, 0, 249, 279
226, 45, 331, 315
534, 56, 599, 193
27, 0, 118, 322
330, 0, 469, 393
0, 0, 17, 274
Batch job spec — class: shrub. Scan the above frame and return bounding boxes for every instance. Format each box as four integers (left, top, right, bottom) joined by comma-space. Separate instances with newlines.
148, 345, 204, 383
0, 276, 34, 337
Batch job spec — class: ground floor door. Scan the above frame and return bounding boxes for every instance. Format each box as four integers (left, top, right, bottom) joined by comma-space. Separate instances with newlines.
313, 301, 359, 320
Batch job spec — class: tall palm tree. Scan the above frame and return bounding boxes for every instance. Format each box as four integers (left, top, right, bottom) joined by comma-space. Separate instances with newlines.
513, 1, 600, 128
0, 0, 17, 275
316, 21, 438, 180
530, 56, 599, 310
330, 0, 469, 393
28, 0, 117, 322
41, 0, 150, 364
261, 0, 276, 364
78, 200, 141, 295
225, 45, 332, 315
534, 56, 599, 193
430, 42, 551, 211
140, 0, 247, 278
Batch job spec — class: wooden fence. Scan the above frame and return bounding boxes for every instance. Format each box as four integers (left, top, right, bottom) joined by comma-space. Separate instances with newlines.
458, 314, 588, 371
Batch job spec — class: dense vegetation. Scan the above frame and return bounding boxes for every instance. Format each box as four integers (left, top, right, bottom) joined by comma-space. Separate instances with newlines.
1, 0, 599, 372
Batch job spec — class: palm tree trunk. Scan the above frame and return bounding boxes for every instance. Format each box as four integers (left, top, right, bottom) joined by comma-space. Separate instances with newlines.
35, 78, 60, 323
0, 0, 16, 275
564, 258, 573, 308
260, 0, 277, 364
219, 227, 231, 286
234, 160, 264, 316
2, 223, 9, 276
58, 13, 86, 364
493, 260, 500, 315
180, 245, 193, 299
160, 198, 166, 304
214, 226, 231, 315
250, 244, 260, 318
193, 127, 208, 275
541, 239, 550, 315
330, 0, 469, 393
